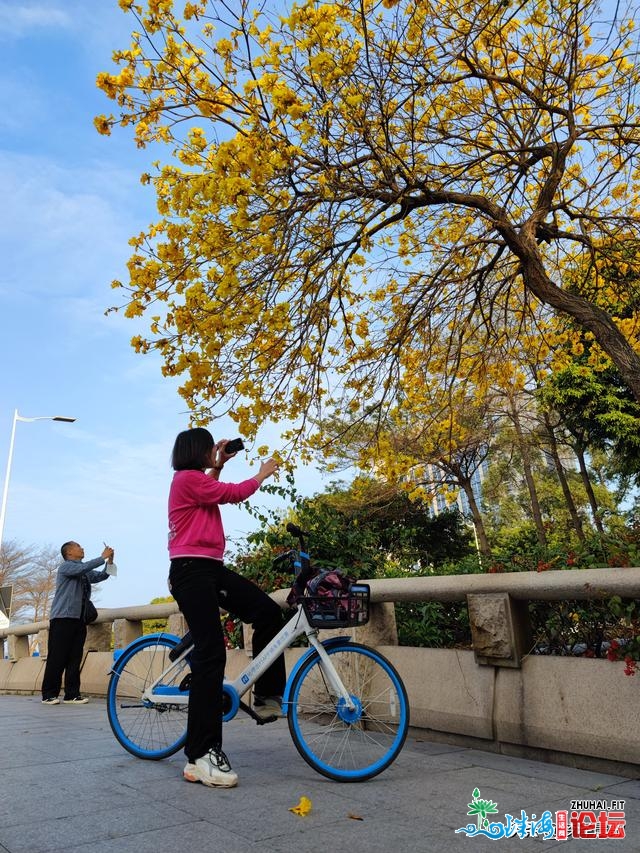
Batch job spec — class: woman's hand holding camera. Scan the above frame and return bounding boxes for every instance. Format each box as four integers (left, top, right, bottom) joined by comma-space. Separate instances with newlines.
210, 438, 243, 472
207, 436, 279, 483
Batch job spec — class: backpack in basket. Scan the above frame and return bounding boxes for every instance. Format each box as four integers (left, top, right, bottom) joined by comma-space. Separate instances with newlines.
303, 569, 369, 628
306, 568, 353, 600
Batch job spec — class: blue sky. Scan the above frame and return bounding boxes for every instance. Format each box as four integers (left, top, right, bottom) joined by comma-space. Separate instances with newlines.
0, 1, 332, 610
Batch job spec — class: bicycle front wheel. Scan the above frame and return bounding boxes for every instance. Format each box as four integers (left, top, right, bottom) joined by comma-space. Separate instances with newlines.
107, 635, 188, 760
287, 642, 409, 782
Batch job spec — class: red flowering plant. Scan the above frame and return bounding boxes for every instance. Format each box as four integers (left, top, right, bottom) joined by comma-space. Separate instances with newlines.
223, 531, 296, 652
605, 597, 640, 676
222, 613, 243, 650
528, 594, 640, 676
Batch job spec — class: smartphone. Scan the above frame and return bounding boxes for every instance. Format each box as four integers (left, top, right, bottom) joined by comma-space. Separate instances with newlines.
224, 437, 244, 454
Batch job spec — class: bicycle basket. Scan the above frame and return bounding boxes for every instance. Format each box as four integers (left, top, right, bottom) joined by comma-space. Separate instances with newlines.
302, 579, 370, 629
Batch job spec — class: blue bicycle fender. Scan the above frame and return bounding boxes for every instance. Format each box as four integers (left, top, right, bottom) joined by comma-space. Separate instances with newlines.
112, 632, 181, 663
282, 636, 353, 705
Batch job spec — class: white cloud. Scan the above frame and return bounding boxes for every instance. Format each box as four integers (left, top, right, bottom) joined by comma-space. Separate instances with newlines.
0, 3, 72, 39
0, 73, 46, 132
0, 150, 150, 304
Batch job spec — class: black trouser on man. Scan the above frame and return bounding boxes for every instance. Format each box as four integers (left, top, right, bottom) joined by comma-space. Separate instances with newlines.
41, 617, 87, 700
169, 557, 286, 763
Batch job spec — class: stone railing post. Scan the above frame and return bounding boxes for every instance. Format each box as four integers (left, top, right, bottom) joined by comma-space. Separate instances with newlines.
167, 613, 188, 637
362, 601, 398, 645
114, 618, 143, 649
8, 634, 30, 660
37, 628, 49, 659
467, 592, 532, 668
316, 601, 398, 644
84, 622, 112, 652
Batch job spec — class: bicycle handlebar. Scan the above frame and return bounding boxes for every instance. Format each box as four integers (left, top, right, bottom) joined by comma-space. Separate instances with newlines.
282, 523, 313, 598
271, 550, 295, 568
285, 522, 309, 539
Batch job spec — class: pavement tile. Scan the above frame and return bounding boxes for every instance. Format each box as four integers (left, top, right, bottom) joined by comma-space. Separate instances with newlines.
0, 694, 638, 853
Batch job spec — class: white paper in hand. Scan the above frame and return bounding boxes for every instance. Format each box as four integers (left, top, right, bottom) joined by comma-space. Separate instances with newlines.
106, 562, 118, 577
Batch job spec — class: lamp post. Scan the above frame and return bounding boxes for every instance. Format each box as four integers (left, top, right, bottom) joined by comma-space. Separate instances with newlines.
0, 409, 76, 551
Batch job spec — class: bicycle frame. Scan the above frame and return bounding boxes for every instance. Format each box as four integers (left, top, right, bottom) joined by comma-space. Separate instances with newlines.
140, 605, 356, 715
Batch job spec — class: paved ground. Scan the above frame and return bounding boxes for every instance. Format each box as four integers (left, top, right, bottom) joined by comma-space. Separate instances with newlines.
1, 694, 639, 852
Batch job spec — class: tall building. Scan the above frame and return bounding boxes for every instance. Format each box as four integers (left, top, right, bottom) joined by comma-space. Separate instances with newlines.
422, 460, 488, 518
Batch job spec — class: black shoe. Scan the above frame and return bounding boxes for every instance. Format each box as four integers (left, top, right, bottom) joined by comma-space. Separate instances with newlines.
169, 632, 193, 661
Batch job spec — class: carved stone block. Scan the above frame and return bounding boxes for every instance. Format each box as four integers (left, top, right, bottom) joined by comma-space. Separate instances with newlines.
468, 593, 532, 668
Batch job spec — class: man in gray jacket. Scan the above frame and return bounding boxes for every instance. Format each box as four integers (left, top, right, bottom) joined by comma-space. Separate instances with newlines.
41, 541, 114, 705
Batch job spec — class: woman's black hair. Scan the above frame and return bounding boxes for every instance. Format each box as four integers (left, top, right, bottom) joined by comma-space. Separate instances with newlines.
171, 427, 214, 471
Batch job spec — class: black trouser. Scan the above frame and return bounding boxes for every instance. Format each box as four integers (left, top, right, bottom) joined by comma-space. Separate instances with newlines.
41, 618, 87, 700
169, 557, 286, 762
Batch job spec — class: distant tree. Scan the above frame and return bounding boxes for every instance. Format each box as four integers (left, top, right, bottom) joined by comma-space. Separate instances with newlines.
0, 541, 60, 622
21, 548, 60, 622
310, 384, 495, 559
539, 408, 586, 543
363, 492, 474, 570
541, 358, 640, 484
232, 477, 473, 590
0, 541, 32, 622
538, 241, 640, 522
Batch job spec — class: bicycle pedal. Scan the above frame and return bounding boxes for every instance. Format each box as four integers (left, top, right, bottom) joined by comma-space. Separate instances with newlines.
179, 674, 192, 692
239, 699, 278, 725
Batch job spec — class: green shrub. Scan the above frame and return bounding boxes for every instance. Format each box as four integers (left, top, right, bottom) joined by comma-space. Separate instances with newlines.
395, 600, 471, 648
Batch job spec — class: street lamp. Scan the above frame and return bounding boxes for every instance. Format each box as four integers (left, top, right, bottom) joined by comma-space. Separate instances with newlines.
0, 409, 77, 550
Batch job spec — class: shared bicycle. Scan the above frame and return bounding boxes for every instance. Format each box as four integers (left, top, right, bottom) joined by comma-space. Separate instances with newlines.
106, 524, 410, 782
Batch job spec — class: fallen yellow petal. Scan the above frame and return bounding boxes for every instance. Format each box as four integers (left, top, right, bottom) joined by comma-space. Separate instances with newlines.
289, 795, 313, 816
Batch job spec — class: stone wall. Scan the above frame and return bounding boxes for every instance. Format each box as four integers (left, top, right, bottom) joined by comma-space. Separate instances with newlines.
1, 645, 637, 775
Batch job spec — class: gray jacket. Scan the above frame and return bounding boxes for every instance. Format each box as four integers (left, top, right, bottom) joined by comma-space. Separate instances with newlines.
49, 557, 110, 620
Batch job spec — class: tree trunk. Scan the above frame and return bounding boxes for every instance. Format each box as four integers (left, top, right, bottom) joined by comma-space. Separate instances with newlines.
542, 413, 585, 542
424, 197, 640, 405
459, 477, 492, 562
573, 443, 605, 535
517, 244, 640, 403
510, 400, 547, 547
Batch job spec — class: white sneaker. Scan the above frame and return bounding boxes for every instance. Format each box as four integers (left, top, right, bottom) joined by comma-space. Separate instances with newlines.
41, 697, 60, 705
63, 696, 89, 704
183, 748, 238, 788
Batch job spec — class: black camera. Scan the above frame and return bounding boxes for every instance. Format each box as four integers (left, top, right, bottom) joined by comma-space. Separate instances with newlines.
224, 437, 244, 454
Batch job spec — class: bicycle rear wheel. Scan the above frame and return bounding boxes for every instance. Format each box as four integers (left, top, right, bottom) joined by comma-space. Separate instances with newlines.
107, 635, 189, 760
287, 641, 409, 781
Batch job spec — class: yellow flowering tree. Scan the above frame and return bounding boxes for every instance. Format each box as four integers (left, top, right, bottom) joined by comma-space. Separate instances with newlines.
97, 0, 640, 450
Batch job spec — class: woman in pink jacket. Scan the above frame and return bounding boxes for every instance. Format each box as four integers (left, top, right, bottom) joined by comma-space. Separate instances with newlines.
168, 427, 283, 789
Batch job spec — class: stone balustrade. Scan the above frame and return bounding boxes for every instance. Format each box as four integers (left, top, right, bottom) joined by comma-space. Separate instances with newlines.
4, 565, 638, 661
